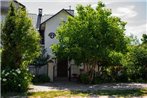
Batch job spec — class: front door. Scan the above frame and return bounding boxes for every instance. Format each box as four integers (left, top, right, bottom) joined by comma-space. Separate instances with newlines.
57, 59, 68, 77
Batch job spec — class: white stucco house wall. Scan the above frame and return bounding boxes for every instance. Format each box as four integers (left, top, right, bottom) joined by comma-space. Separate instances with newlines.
41, 9, 70, 56
39, 9, 81, 82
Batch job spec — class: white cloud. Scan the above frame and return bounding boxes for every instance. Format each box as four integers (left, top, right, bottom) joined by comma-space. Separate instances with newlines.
91, 4, 97, 9
91, 4, 138, 21
125, 23, 147, 40
112, 6, 137, 19
18, 0, 100, 3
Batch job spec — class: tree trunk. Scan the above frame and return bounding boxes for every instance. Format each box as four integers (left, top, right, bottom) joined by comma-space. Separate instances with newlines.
88, 62, 97, 84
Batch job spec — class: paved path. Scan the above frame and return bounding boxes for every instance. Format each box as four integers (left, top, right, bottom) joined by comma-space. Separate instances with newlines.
29, 81, 147, 92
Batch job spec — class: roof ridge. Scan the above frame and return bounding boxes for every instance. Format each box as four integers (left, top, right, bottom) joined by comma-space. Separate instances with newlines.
41, 9, 73, 25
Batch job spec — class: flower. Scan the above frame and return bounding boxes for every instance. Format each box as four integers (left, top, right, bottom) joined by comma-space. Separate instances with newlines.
3, 78, 7, 82
33, 75, 35, 77
24, 77, 27, 79
13, 72, 17, 76
16, 69, 21, 74
2, 70, 5, 74
5, 72, 9, 76
18, 84, 21, 87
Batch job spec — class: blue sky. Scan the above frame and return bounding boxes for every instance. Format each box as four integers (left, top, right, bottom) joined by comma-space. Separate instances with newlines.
18, 0, 147, 41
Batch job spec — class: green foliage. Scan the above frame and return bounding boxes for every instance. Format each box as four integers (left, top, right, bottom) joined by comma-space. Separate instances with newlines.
32, 49, 50, 67
108, 51, 124, 65
52, 1, 127, 62
141, 34, 147, 44
79, 73, 89, 84
52, 1, 128, 83
80, 65, 128, 84
121, 45, 147, 82
52, 1, 127, 65
1, 3, 41, 69
1, 68, 32, 92
1, 2, 41, 92
31, 49, 50, 75
32, 75, 50, 84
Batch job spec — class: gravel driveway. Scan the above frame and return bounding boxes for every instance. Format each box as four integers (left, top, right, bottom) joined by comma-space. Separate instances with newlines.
29, 81, 147, 92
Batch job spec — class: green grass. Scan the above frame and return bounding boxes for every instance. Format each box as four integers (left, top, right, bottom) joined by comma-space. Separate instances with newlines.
28, 90, 88, 98
27, 89, 147, 98
2, 89, 147, 98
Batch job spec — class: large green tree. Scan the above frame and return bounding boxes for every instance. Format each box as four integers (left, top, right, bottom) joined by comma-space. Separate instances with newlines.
52, 1, 128, 82
1, 3, 41, 69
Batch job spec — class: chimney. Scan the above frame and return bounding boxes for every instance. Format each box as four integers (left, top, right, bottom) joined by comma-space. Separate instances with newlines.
36, 8, 42, 29
66, 6, 74, 16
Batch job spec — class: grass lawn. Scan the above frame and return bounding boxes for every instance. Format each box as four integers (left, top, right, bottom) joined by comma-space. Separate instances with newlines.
2, 89, 147, 98
27, 89, 147, 98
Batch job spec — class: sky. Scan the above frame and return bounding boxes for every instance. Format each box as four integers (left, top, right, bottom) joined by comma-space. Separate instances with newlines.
17, 0, 147, 41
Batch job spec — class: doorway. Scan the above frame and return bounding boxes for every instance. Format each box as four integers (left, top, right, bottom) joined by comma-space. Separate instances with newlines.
57, 59, 68, 77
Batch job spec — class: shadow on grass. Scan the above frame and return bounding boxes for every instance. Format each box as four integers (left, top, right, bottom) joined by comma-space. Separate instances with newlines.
1, 92, 27, 98
71, 89, 147, 96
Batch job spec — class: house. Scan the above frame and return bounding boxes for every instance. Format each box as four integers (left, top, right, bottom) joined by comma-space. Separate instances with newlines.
37, 8, 81, 82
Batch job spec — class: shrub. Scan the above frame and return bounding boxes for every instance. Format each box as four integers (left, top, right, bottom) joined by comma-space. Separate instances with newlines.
79, 73, 89, 84
105, 66, 128, 82
79, 66, 129, 84
32, 75, 50, 84
121, 45, 147, 82
93, 77, 102, 84
1, 68, 32, 92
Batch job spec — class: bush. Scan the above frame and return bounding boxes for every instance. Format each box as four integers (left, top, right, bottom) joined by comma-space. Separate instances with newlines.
79, 66, 129, 84
79, 73, 90, 84
32, 75, 50, 84
1, 68, 32, 92
121, 45, 147, 82
93, 77, 102, 84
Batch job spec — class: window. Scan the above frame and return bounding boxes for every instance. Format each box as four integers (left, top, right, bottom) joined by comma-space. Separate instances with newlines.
48, 32, 56, 39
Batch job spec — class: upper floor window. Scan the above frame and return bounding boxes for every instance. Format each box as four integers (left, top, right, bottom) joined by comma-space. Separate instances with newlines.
48, 32, 56, 39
